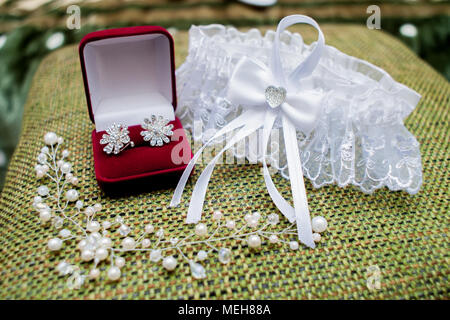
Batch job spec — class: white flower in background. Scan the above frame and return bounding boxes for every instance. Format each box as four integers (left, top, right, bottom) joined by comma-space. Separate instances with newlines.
400, 23, 418, 38
167, 27, 178, 35
0, 149, 6, 167
16, 0, 50, 11
236, 0, 277, 7
46, 32, 65, 50
0, 35, 6, 50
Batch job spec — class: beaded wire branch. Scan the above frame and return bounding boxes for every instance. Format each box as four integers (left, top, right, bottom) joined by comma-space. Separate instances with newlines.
32, 132, 328, 288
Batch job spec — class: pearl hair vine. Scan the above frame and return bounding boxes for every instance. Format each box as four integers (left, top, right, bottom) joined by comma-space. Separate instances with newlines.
34, 132, 328, 288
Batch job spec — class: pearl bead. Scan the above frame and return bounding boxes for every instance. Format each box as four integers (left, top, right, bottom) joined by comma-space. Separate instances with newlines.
226, 220, 236, 230
252, 211, 261, 220
35, 203, 47, 210
71, 177, 79, 185
122, 237, 135, 250
247, 217, 258, 228
62, 149, 70, 158
267, 213, 280, 226
312, 233, 321, 243
247, 235, 261, 248
90, 232, 101, 242
99, 237, 112, 248
56, 261, 70, 274
41, 164, 49, 172
41, 146, 49, 154
244, 213, 252, 222
36, 170, 45, 179
61, 162, 71, 174
78, 239, 87, 251
53, 217, 63, 228
107, 266, 121, 281
212, 210, 222, 221
118, 224, 131, 236
149, 249, 162, 262
312, 216, 328, 233
37, 185, 49, 196
81, 249, 95, 261
65, 189, 79, 202
48, 238, 63, 251
162, 256, 177, 271
95, 248, 108, 260
39, 209, 52, 223
269, 234, 279, 244
34, 196, 43, 204
144, 224, 154, 233
102, 221, 111, 229
57, 160, 64, 167
85, 206, 95, 217
289, 241, 299, 250
115, 257, 125, 268
37, 153, 47, 164
115, 216, 123, 224
218, 248, 232, 264
156, 229, 164, 238
197, 250, 208, 261
59, 229, 71, 238
75, 200, 83, 209
142, 238, 151, 248
195, 223, 207, 237
87, 221, 100, 233
57, 137, 64, 144
44, 132, 58, 145
93, 203, 102, 212
89, 268, 100, 279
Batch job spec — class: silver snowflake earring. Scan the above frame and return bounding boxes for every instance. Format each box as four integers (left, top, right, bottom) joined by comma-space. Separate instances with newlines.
141, 115, 174, 147
100, 123, 135, 155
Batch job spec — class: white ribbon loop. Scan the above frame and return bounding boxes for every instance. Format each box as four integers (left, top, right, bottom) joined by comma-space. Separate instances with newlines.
170, 15, 326, 248
271, 15, 325, 86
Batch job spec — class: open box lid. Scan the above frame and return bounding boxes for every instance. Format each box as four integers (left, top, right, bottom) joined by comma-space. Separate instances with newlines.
79, 26, 177, 132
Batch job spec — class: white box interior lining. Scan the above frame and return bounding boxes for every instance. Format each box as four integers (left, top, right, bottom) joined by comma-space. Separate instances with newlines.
83, 33, 175, 131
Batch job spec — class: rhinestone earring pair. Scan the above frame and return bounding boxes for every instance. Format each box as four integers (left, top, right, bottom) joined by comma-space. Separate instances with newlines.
100, 116, 174, 155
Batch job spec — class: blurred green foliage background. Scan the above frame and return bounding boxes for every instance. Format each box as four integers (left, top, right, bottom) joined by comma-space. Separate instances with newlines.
0, 0, 449, 189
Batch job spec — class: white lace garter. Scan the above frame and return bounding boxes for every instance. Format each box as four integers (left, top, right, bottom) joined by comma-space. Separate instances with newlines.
172, 15, 422, 248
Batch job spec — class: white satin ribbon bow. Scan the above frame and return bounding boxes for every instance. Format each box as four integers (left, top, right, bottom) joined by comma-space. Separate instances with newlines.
171, 15, 325, 248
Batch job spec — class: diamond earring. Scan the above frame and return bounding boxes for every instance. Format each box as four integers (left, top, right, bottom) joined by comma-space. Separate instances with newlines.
100, 123, 135, 155
141, 115, 174, 147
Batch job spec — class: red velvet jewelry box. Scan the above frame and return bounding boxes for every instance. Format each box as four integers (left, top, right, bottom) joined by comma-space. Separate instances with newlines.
79, 26, 192, 194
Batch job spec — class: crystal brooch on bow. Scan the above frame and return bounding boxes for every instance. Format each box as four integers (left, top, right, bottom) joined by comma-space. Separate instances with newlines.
265, 85, 287, 108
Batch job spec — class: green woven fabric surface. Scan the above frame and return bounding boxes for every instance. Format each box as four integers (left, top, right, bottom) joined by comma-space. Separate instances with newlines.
0, 25, 448, 299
